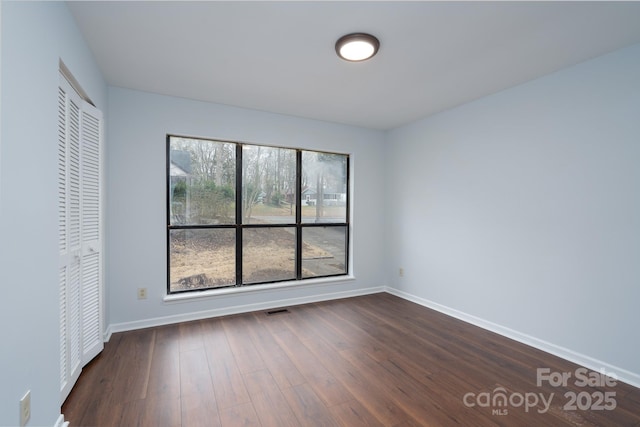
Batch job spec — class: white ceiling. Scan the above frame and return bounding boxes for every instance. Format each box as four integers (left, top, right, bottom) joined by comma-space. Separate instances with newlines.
68, 1, 640, 130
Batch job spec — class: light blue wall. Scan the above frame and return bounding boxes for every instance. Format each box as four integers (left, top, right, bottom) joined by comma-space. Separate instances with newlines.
106, 87, 387, 326
386, 43, 640, 378
0, 2, 106, 425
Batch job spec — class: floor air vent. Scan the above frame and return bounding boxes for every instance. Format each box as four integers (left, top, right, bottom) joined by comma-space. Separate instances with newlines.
265, 308, 290, 316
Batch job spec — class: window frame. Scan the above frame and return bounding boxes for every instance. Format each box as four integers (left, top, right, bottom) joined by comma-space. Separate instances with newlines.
166, 134, 350, 295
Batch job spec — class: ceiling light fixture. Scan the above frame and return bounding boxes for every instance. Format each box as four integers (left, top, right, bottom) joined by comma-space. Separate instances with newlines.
335, 33, 380, 62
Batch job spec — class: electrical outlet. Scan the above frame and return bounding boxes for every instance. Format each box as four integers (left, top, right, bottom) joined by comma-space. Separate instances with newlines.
20, 390, 30, 427
399, 267, 404, 277
137, 288, 148, 299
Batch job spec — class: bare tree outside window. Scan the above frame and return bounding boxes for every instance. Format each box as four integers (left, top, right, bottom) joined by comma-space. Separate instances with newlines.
301, 151, 348, 223
242, 145, 296, 224
169, 137, 235, 225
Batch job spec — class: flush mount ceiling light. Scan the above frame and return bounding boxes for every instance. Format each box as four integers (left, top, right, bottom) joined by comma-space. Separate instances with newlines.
335, 33, 380, 62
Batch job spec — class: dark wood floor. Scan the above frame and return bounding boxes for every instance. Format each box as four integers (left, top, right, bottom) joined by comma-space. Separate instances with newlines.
63, 293, 640, 426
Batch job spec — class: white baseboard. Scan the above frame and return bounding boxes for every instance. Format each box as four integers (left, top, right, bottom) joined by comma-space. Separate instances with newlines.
54, 414, 69, 427
106, 286, 384, 336
385, 286, 640, 389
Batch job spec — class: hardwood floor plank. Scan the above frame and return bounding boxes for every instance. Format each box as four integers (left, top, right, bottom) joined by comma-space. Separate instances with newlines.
359, 295, 559, 383
66, 391, 123, 427
179, 320, 205, 352
62, 333, 123, 425
298, 302, 469, 400
179, 348, 215, 397
318, 297, 517, 393
201, 319, 252, 410
219, 402, 261, 427
179, 326, 221, 426
180, 389, 221, 427
258, 341, 308, 391
206, 347, 252, 410
282, 383, 342, 427
246, 312, 307, 390
356, 295, 640, 426
277, 309, 411, 426
109, 329, 156, 404
271, 327, 355, 408
242, 368, 282, 398
119, 397, 182, 427
200, 317, 233, 360
305, 300, 492, 414
146, 324, 181, 400
242, 367, 301, 426
250, 389, 302, 427
221, 315, 267, 374
329, 399, 386, 427
62, 293, 640, 427
343, 343, 478, 425
328, 298, 561, 425
361, 294, 578, 386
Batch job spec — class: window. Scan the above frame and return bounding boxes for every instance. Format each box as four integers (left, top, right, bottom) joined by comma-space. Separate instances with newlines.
167, 135, 349, 293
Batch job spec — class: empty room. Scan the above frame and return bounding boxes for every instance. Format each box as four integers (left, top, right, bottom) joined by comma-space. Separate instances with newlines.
1, 1, 640, 426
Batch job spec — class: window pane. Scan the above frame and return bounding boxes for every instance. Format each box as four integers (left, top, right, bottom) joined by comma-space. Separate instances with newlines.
301, 151, 347, 223
169, 137, 236, 225
243, 227, 295, 284
169, 228, 235, 291
242, 145, 296, 224
302, 226, 347, 278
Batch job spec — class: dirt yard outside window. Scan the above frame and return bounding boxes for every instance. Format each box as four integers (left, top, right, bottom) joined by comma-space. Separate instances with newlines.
170, 225, 344, 292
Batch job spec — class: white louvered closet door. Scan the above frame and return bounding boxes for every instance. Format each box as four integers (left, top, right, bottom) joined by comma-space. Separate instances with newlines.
58, 73, 104, 404
80, 103, 104, 364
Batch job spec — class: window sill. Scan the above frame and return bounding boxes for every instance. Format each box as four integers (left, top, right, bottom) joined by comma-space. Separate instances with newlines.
163, 275, 356, 304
